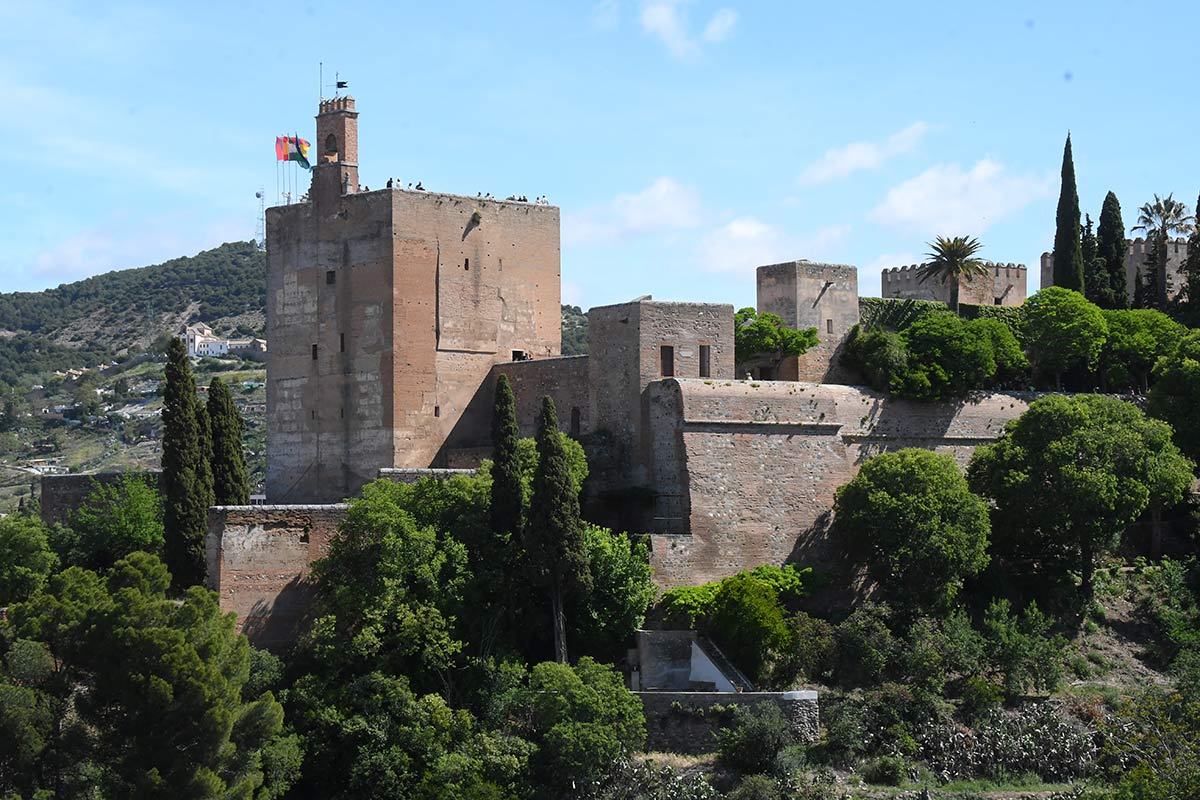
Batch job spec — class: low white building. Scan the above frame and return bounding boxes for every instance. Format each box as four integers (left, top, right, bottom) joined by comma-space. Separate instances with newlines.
181, 323, 267, 360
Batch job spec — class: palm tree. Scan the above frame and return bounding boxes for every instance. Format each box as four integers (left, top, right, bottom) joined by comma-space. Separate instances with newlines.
916, 235, 989, 315
1133, 193, 1194, 307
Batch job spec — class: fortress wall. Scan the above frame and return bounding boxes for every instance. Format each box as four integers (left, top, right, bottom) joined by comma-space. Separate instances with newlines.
1039, 238, 1189, 301
881, 263, 1026, 306
646, 380, 1032, 588
493, 356, 591, 438
206, 504, 348, 652
40, 471, 162, 527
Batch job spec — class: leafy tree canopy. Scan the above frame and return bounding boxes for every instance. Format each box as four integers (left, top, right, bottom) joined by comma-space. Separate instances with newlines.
1100, 308, 1183, 391
1022, 287, 1108, 385
4, 552, 294, 799
835, 448, 991, 615
0, 515, 58, 606
968, 394, 1194, 597
63, 473, 163, 569
1148, 329, 1200, 462
734, 308, 818, 367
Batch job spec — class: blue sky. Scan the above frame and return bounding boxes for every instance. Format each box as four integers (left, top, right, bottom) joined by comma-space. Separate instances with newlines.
2, 1, 1198, 311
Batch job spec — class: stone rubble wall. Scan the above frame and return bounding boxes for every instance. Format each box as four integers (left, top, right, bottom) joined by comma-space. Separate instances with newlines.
637, 691, 819, 753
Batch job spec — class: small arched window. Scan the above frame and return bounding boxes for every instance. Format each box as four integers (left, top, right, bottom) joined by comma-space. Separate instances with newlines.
324, 134, 338, 160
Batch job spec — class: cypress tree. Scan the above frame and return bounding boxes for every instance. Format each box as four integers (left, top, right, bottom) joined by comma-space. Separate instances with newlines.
525, 396, 591, 663
1052, 133, 1085, 292
207, 376, 249, 505
489, 374, 523, 536
1082, 214, 1107, 306
1185, 192, 1200, 306
1096, 191, 1129, 308
161, 337, 214, 591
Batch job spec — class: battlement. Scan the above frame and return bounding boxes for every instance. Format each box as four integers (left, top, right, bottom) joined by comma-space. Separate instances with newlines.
318, 95, 356, 115
1038, 237, 1189, 261
882, 261, 1026, 278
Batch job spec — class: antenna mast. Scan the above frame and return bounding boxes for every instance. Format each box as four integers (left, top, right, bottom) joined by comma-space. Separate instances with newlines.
254, 189, 266, 251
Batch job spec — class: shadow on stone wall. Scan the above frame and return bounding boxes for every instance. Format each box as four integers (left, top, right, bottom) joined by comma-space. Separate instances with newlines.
240, 577, 316, 654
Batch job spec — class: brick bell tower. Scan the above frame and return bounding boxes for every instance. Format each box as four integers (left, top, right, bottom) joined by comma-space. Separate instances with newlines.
311, 96, 359, 203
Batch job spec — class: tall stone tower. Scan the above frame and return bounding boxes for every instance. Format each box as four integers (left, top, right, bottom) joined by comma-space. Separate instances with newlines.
756, 261, 859, 383
265, 97, 561, 503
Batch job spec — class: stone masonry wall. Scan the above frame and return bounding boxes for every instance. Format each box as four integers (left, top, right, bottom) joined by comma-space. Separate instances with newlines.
1039, 237, 1190, 301
882, 262, 1027, 306
206, 504, 348, 652
40, 471, 163, 527
645, 379, 1032, 588
637, 691, 819, 753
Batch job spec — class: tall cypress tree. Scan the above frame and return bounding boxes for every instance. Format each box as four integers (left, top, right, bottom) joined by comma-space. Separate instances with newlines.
1096, 191, 1129, 308
161, 337, 214, 591
1052, 133, 1085, 292
1082, 214, 1107, 306
489, 374, 523, 536
207, 376, 249, 505
525, 396, 591, 663
1185, 192, 1200, 306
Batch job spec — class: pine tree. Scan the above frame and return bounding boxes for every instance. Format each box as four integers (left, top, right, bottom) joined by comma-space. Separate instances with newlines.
161, 337, 214, 591
1096, 191, 1129, 308
207, 376, 249, 505
1052, 133, 1085, 292
489, 374, 523, 536
525, 396, 591, 663
1185, 192, 1200, 306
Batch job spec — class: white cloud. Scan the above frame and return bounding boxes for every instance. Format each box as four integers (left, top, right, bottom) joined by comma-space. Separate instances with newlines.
869, 159, 1053, 236
31, 214, 248, 285
798, 122, 929, 186
564, 177, 702, 244
698, 217, 850, 274
640, 2, 738, 59
701, 8, 739, 42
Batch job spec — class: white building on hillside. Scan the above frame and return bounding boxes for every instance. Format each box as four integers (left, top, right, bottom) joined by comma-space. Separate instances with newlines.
181, 323, 267, 360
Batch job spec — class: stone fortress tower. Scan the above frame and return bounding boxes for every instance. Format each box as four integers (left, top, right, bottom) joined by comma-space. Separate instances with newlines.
881, 262, 1027, 306
265, 96, 562, 503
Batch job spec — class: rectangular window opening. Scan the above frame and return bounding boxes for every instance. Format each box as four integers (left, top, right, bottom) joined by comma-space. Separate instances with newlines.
326, 270, 336, 285
311, 344, 318, 360
699, 344, 711, 378
340, 333, 345, 353
994, 298, 1003, 305
660, 345, 675, 377
512, 349, 528, 361
434, 405, 441, 418
464, 258, 470, 271
826, 319, 834, 334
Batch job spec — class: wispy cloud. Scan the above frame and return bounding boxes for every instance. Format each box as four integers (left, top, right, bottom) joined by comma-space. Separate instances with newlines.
799, 122, 929, 186
32, 213, 248, 286
869, 159, 1052, 236
564, 177, 702, 244
698, 218, 850, 274
640, 2, 739, 59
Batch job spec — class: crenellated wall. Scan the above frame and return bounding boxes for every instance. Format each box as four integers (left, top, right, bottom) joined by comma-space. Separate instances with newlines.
1039, 237, 1190, 300
882, 261, 1027, 306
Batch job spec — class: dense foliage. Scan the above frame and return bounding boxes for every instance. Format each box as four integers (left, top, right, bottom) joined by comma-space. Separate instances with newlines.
1052, 133, 1085, 292
1, 552, 294, 798
969, 394, 1194, 597
1147, 329, 1200, 462
733, 308, 818, 369
207, 376, 250, 505
834, 448, 990, 615
561, 305, 588, 356
62, 473, 164, 569
161, 336, 214, 591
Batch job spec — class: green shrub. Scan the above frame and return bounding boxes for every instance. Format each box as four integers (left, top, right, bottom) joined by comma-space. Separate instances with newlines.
716, 703, 793, 775
982, 598, 1066, 694
860, 755, 907, 786
834, 603, 897, 688
585, 760, 719, 800
959, 676, 1004, 723
726, 774, 781, 800
782, 612, 837, 685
